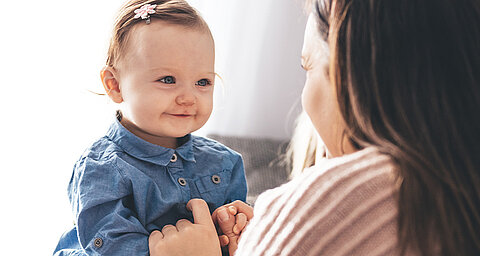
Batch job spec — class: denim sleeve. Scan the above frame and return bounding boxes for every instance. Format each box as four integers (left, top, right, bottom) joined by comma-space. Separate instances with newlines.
69, 156, 149, 256
224, 154, 248, 203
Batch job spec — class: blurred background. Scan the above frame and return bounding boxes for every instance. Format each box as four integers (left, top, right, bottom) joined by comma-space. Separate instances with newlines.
0, 0, 306, 254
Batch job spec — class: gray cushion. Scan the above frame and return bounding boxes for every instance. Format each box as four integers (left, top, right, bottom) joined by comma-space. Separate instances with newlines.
207, 135, 290, 205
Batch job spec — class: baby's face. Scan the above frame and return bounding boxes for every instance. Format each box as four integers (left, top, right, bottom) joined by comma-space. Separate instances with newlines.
116, 21, 215, 139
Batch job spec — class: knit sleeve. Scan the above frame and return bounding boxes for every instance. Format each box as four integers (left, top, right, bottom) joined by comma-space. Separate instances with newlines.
235, 148, 400, 256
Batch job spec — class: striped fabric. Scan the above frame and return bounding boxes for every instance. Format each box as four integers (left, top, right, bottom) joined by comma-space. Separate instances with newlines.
235, 147, 401, 256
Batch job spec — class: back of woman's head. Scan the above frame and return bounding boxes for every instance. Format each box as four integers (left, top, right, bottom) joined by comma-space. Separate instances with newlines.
312, 0, 480, 255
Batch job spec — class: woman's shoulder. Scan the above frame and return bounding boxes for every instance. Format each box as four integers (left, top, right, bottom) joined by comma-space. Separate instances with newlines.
303, 146, 397, 192
258, 147, 397, 204
240, 147, 400, 255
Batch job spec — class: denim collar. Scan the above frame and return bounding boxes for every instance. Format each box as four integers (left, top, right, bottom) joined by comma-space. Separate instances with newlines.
106, 117, 196, 166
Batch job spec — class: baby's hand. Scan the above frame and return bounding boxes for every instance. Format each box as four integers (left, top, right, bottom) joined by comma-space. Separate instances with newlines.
212, 201, 254, 255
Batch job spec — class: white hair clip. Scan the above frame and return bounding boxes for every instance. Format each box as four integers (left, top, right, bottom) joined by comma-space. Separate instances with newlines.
134, 4, 157, 24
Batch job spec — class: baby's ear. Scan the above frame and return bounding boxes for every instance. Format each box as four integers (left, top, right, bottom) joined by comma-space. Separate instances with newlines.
100, 66, 123, 103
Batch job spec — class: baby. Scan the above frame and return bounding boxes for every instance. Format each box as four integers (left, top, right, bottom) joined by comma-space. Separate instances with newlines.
53, 1, 247, 255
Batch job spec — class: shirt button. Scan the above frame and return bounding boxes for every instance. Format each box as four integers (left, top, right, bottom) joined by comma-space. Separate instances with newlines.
211, 175, 221, 184
170, 153, 177, 162
178, 177, 187, 186
94, 238, 103, 248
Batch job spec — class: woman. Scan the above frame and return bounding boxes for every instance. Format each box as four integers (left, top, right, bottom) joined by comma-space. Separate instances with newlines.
148, 0, 480, 255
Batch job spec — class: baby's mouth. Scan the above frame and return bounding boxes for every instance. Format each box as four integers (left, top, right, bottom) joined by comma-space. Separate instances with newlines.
167, 113, 194, 117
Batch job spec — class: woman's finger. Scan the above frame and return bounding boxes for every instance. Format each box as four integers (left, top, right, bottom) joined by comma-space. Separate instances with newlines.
175, 219, 192, 231
186, 199, 216, 230
161, 224, 177, 236
149, 230, 164, 240
148, 230, 164, 253
229, 201, 254, 220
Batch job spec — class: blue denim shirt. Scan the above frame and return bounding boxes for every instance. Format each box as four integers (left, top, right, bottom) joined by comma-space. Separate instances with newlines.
54, 118, 247, 255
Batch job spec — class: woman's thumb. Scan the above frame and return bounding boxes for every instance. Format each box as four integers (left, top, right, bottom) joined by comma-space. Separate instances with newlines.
186, 199, 216, 229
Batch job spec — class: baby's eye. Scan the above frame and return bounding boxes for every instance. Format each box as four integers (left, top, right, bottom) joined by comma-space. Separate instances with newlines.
195, 79, 211, 87
159, 76, 176, 84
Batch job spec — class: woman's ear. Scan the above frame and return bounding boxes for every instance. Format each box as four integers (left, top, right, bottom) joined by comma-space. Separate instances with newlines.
100, 66, 123, 103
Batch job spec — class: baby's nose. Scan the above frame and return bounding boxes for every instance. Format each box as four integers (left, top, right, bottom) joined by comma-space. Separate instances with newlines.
175, 91, 196, 106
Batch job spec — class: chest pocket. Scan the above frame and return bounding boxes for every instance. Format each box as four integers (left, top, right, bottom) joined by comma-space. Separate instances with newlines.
195, 169, 232, 208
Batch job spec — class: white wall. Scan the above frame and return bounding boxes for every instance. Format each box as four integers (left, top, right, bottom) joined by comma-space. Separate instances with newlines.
0, 1, 306, 255
193, 0, 307, 139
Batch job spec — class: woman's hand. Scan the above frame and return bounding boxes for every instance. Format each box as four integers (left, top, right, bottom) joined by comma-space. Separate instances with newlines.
148, 199, 222, 256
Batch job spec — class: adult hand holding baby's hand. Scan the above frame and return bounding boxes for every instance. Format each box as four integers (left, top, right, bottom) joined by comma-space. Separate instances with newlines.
212, 200, 254, 255
149, 199, 221, 256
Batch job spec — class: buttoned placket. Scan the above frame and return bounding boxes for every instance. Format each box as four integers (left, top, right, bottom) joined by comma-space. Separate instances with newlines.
166, 153, 191, 202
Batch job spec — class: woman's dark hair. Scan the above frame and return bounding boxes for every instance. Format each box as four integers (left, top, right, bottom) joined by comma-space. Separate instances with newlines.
312, 0, 480, 255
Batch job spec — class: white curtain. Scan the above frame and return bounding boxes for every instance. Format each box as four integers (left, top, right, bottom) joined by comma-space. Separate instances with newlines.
191, 0, 308, 140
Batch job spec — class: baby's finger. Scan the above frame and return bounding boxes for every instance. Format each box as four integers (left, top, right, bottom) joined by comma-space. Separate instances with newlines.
219, 234, 229, 247
233, 213, 248, 235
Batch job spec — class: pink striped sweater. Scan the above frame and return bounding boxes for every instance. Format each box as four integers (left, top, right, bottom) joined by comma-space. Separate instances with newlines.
235, 147, 401, 256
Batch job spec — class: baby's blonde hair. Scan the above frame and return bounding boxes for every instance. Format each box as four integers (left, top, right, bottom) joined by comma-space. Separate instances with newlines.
106, 0, 211, 68
286, 111, 326, 179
